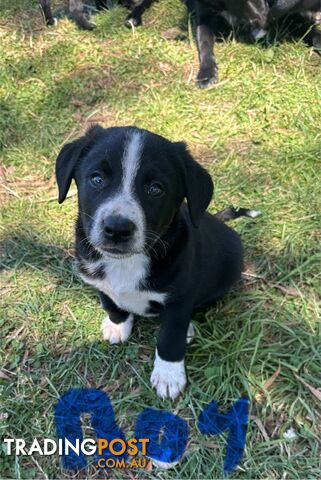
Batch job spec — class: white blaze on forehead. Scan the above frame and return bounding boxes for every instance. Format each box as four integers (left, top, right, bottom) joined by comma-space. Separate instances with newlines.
89, 129, 146, 253
121, 131, 144, 193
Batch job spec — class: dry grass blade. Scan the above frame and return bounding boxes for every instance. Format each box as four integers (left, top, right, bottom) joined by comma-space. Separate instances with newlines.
0, 370, 11, 380
250, 415, 270, 442
273, 285, 300, 297
263, 365, 281, 390
294, 374, 321, 402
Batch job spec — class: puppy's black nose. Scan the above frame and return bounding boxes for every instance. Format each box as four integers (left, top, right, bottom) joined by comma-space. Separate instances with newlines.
103, 216, 136, 243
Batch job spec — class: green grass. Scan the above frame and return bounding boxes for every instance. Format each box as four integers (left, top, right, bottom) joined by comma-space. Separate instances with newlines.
1, 0, 321, 478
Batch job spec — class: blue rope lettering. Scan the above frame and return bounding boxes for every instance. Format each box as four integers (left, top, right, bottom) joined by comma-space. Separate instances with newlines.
198, 397, 249, 474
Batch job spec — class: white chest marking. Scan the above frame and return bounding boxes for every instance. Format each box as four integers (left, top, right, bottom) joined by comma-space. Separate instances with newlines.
78, 254, 166, 316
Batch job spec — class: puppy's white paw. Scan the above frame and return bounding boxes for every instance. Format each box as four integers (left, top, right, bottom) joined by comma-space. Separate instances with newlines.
151, 350, 186, 399
186, 322, 195, 344
101, 314, 133, 344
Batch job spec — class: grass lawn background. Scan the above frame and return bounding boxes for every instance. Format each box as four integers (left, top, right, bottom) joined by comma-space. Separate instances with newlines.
0, 0, 320, 478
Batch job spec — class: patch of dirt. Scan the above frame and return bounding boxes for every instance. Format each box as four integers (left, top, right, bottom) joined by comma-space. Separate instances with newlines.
225, 136, 254, 156
189, 143, 213, 168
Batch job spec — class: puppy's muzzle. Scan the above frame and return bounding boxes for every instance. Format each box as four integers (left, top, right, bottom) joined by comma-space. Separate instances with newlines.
102, 215, 136, 245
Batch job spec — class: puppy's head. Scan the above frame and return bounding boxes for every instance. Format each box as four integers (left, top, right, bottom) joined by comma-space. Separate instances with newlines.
56, 125, 213, 258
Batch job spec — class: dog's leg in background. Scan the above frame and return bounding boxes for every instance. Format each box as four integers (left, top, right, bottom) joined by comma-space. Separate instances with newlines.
301, 10, 321, 24
151, 304, 192, 399
268, 1, 321, 50
299, 6, 321, 49
69, 0, 96, 30
196, 4, 218, 88
300, 19, 321, 49
124, 0, 156, 27
268, 0, 301, 21
95, 0, 107, 8
283, 11, 321, 50
245, 0, 269, 40
99, 292, 134, 344
40, 0, 56, 26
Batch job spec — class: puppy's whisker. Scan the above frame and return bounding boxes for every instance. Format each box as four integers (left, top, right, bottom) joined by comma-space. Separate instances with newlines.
79, 210, 96, 222
145, 230, 169, 257
146, 235, 167, 258
145, 244, 160, 260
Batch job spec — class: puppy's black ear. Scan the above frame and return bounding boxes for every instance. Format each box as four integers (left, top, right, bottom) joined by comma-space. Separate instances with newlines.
175, 142, 214, 227
56, 125, 104, 203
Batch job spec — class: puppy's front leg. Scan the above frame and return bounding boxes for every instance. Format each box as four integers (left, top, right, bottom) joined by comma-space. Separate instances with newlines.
196, 5, 218, 88
98, 292, 134, 344
151, 305, 192, 399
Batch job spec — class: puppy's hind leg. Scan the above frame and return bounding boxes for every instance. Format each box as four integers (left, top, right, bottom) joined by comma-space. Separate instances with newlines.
214, 206, 261, 222
69, 0, 96, 30
186, 322, 195, 344
40, 0, 57, 26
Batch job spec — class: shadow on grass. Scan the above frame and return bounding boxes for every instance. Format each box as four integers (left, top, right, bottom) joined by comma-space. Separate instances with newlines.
0, 39, 175, 153
1, 219, 316, 303
1, 233, 77, 287
0, 98, 25, 153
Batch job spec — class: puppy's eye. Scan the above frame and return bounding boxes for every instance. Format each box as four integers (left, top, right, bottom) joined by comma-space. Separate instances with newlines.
146, 182, 164, 197
90, 173, 104, 188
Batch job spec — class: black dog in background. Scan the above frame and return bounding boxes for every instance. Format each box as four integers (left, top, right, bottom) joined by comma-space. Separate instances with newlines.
40, 0, 96, 29
40, 0, 321, 86
195, 0, 321, 88
39, 0, 150, 29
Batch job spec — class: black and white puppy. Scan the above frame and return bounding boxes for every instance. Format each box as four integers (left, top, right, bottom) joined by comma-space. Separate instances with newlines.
195, 0, 321, 88
40, 0, 157, 31
56, 125, 252, 399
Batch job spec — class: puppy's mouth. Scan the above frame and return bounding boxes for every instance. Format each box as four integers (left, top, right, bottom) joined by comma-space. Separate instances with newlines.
100, 246, 135, 259
93, 244, 145, 258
